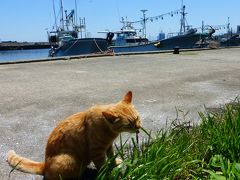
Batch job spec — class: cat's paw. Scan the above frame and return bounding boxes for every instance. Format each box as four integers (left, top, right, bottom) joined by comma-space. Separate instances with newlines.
115, 158, 123, 165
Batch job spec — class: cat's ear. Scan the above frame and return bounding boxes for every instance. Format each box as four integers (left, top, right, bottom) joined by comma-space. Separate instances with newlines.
123, 91, 132, 104
102, 111, 120, 123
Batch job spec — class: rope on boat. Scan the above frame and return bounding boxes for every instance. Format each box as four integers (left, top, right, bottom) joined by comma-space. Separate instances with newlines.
61, 38, 116, 56
63, 38, 80, 55
63, 38, 107, 55
93, 38, 104, 54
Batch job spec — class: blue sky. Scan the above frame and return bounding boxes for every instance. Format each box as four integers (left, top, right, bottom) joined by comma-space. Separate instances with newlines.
0, 0, 239, 42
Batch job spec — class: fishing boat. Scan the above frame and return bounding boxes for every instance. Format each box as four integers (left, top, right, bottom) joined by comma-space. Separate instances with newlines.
219, 21, 240, 47
110, 26, 209, 53
201, 18, 240, 48
48, 0, 108, 57
220, 34, 240, 47
108, 5, 210, 54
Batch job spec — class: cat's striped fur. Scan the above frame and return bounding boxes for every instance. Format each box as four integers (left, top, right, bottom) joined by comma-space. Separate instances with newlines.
7, 91, 141, 179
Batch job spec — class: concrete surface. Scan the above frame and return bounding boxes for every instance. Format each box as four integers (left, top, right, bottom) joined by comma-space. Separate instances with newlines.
0, 48, 240, 179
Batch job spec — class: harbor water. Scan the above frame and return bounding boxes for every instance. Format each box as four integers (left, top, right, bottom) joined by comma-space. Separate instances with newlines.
0, 49, 49, 63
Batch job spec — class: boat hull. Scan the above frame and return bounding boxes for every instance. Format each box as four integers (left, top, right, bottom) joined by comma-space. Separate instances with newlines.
220, 37, 240, 47
50, 38, 108, 57
111, 33, 206, 53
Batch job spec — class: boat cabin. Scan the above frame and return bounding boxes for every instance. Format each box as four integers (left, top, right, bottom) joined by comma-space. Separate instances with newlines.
113, 29, 148, 46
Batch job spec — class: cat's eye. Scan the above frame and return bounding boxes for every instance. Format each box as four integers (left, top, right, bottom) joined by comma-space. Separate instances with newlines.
128, 119, 135, 128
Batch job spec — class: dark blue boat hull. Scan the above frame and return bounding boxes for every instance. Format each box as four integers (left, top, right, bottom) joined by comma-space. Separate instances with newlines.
111, 33, 206, 53
220, 36, 240, 47
51, 38, 108, 57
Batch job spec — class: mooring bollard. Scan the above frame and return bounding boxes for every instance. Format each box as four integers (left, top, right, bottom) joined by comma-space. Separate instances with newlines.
173, 46, 180, 54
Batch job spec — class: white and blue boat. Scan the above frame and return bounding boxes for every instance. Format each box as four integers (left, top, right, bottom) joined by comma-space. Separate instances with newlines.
110, 27, 209, 54
108, 5, 211, 54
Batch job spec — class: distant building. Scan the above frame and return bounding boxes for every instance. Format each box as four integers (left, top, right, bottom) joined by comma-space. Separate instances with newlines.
237, 25, 240, 34
158, 32, 165, 40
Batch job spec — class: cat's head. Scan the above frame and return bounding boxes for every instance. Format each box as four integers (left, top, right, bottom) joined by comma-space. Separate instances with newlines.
102, 91, 141, 133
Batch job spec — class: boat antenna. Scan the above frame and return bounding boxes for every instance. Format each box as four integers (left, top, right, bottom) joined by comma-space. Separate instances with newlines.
115, 0, 121, 22
141, 9, 148, 39
52, 0, 58, 30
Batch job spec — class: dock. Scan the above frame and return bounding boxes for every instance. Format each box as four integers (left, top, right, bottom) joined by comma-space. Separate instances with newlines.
1, 48, 240, 179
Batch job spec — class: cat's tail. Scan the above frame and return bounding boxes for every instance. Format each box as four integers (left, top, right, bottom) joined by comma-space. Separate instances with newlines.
7, 150, 45, 175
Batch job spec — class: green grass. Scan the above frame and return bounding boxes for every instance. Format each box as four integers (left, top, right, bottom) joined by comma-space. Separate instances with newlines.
97, 100, 240, 179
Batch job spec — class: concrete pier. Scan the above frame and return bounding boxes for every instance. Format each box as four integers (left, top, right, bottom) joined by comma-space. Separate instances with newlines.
0, 48, 240, 179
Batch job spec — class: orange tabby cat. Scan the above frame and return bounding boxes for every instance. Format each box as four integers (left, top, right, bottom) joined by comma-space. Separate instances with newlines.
7, 91, 141, 179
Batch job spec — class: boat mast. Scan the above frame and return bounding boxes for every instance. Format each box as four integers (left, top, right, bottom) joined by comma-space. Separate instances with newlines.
75, 0, 78, 25
60, 0, 64, 30
180, 0, 187, 33
201, 20, 204, 33
52, 0, 58, 31
227, 17, 230, 34
141, 9, 148, 39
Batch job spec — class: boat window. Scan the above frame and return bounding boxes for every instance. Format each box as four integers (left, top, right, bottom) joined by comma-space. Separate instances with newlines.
118, 33, 125, 37
126, 32, 136, 36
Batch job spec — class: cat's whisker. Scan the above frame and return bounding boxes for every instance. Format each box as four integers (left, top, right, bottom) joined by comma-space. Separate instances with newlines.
136, 131, 139, 145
